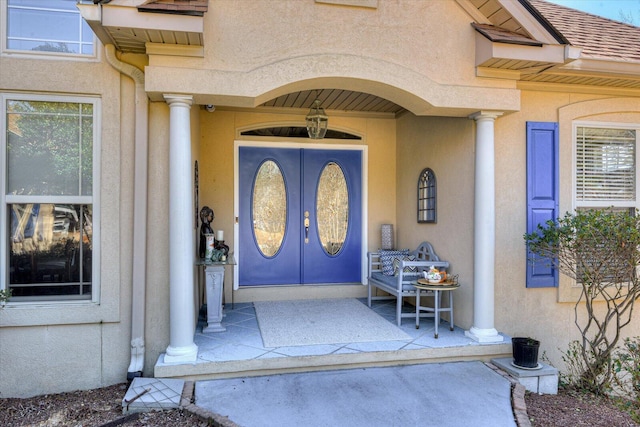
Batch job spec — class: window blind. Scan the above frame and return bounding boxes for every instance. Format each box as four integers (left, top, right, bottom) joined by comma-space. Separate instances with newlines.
576, 127, 636, 202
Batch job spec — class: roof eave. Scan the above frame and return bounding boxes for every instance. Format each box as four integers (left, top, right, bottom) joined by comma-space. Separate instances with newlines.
475, 31, 579, 69
554, 57, 640, 80
78, 3, 204, 55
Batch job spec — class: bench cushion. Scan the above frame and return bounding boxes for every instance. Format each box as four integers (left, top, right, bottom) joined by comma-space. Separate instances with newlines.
379, 249, 409, 275
393, 255, 418, 275
370, 272, 421, 292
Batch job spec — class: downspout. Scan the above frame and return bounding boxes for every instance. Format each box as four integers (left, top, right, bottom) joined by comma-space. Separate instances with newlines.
104, 44, 149, 380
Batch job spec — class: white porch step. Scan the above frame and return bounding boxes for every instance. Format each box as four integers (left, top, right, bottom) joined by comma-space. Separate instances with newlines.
154, 342, 512, 381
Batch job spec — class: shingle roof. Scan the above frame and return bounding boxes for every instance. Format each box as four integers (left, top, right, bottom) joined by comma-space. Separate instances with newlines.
527, 0, 640, 62
138, 0, 208, 16
472, 23, 543, 46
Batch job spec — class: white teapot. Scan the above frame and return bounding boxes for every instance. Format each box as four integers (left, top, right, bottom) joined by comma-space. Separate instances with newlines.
424, 266, 445, 283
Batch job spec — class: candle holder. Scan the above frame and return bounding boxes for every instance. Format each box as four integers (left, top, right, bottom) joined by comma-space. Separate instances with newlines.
215, 239, 230, 260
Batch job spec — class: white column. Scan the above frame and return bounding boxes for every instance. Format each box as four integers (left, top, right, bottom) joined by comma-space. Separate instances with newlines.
465, 111, 504, 343
164, 94, 198, 363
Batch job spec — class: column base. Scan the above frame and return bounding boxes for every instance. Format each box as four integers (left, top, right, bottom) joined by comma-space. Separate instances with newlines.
164, 343, 198, 363
203, 323, 226, 333
465, 326, 504, 343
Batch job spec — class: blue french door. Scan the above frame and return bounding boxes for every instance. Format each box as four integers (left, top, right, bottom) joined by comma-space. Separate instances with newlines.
239, 146, 362, 286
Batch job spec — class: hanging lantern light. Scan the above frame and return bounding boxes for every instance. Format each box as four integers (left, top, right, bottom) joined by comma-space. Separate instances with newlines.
305, 98, 328, 139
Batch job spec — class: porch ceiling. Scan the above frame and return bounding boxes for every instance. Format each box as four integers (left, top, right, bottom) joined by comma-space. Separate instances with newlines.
258, 89, 406, 115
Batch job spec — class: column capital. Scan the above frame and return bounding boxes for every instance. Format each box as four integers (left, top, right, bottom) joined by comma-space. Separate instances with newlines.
163, 94, 193, 106
468, 111, 504, 121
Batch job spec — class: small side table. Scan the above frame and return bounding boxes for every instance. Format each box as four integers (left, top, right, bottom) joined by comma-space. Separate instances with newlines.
196, 256, 235, 333
413, 279, 459, 338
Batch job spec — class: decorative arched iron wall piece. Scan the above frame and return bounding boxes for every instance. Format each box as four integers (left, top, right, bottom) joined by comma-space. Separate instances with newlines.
418, 168, 436, 223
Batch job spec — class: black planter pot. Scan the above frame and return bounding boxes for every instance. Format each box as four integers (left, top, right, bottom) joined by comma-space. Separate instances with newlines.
512, 337, 540, 368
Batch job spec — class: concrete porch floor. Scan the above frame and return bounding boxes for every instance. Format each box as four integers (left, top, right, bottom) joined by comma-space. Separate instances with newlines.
154, 298, 512, 380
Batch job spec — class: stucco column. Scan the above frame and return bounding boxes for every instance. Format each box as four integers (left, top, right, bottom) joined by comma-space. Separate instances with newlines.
465, 111, 504, 343
163, 94, 198, 363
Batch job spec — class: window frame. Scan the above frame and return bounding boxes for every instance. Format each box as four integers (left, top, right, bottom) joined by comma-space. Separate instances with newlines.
573, 121, 640, 210
0, 92, 101, 306
1, 0, 98, 60
558, 99, 640, 303
572, 121, 640, 287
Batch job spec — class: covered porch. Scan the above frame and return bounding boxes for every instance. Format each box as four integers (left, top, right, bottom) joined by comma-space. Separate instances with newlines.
79, 0, 522, 380
155, 298, 511, 381
158, 98, 509, 367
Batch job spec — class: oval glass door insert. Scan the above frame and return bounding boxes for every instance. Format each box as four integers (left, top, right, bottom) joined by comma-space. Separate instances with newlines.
252, 160, 286, 257
316, 162, 349, 256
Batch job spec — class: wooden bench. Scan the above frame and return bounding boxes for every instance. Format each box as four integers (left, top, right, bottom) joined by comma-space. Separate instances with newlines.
367, 241, 449, 326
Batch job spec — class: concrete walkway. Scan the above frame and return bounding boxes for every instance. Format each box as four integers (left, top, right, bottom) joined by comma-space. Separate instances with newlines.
194, 361, 517, 427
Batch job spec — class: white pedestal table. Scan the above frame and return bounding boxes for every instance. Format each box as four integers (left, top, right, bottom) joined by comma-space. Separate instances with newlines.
196, 256, 235, 333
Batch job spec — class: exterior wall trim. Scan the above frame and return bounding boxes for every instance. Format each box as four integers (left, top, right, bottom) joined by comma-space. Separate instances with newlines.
144, 54, 521, 116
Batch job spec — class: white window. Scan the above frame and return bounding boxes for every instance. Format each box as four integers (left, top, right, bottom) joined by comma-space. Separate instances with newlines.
1, 94, 100, 302
575, 123, 638, 209
573, 123, 639, 284
5, 0, 95, 56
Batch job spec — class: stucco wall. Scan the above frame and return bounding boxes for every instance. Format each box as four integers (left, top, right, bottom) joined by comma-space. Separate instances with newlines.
144, 0, 520, 115
395, 114, 476, 328
0, 54, 135, 397
195, 0, 479, 85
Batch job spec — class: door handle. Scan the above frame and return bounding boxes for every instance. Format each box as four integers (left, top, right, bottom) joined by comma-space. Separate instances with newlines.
304, 211, 310, 244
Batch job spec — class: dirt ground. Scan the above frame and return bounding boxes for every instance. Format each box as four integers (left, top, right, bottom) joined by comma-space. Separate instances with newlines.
0, 383, 208, 427
1, 381, 640, 426
525, 389, 639, 426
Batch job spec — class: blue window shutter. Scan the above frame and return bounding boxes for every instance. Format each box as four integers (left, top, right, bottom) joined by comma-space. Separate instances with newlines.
526, 122, 559, 288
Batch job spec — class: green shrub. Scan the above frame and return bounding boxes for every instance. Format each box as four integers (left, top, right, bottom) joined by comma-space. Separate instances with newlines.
0, 288, 10, 307
560, 340, 610, 392
525, 209, 640, 394
614, 337, 640, 399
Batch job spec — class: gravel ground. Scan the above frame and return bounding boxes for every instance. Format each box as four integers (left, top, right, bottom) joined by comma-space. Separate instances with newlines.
526, 389, 640, 426
1, 382, 639, 426
0, 383, 209, 427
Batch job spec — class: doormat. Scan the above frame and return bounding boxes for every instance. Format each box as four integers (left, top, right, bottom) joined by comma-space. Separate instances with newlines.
253, 298, 412, 348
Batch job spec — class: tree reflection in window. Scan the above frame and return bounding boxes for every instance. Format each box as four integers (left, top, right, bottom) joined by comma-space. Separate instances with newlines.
317, 162, 349, 256
5, 97, 96, 301
418, 168, 436, 223
252, 160, 287, 257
